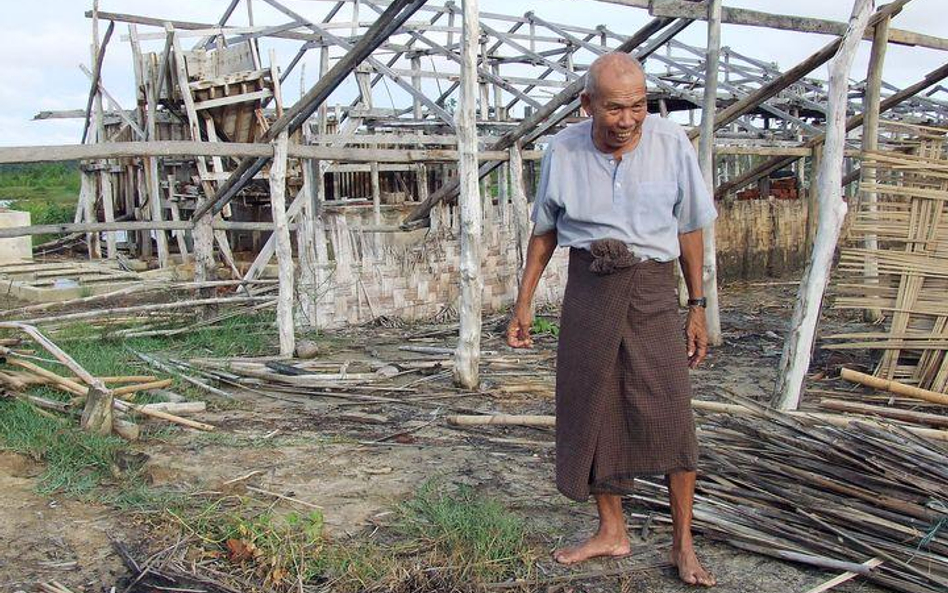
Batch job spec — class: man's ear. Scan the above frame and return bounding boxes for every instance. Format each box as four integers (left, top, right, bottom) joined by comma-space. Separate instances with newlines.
579, 91, 592, 117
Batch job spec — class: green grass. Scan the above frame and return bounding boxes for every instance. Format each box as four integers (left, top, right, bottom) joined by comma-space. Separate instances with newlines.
0, 162, 80, 243
394, 480, 534, 585
0, 399, 129, 495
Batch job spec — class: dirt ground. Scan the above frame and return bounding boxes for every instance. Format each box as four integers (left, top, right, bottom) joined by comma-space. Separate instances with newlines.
0, 279, 887, 593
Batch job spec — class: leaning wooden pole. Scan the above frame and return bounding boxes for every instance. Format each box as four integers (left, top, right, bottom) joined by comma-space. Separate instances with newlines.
698, 0, 722, 346
773, 0, 874, 411
454, 0, 483, 390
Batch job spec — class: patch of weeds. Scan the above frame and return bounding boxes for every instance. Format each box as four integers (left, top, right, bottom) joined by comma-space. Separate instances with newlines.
531, 316, 560, 337
172, 497, 331, 589
394, 480, 535, 585
0, 399, 128, 495
107, 482, 190, 513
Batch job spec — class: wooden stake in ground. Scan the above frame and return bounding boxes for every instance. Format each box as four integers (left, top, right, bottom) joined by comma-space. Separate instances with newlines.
453, 0, 483, 390
80, 382, 113, 436
270, 131, 296, 357
773, 0, 874, 411
697, 0, 723, 346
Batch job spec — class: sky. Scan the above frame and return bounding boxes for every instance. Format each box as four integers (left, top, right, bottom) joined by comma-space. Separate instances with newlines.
0, 0, 945, 146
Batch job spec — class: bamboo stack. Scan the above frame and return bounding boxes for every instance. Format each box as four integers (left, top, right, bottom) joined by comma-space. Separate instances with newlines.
832, 123, 948, 392
632, 402, 948, 593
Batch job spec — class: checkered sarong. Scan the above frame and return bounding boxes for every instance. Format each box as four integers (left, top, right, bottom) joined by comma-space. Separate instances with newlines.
555, 246, 698, 501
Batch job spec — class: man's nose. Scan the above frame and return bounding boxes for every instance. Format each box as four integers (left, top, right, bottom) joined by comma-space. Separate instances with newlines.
618, 108, 634, 127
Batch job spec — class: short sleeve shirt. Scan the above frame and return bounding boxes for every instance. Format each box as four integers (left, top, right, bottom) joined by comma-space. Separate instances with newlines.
530, 115, 717, 262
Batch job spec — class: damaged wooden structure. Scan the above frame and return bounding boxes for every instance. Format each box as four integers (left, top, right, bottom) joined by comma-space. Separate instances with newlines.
2, 0, 948, 395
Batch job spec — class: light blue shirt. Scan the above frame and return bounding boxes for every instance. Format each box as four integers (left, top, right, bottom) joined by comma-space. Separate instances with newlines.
531, 115, 717, 262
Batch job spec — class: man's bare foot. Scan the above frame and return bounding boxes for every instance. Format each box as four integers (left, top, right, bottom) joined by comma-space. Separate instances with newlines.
553, 532, 631, 565
670, 545, 716, 586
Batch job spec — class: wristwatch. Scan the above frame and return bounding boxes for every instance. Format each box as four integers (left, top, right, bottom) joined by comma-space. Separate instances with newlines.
687, 297, 707, 308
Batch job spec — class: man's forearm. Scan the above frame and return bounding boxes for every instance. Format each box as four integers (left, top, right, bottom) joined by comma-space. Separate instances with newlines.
678, 229, 704, 300
515, 230, 558, 311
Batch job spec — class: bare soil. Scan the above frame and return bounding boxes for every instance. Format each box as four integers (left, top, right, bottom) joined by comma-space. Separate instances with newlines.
0, 279, 886, 592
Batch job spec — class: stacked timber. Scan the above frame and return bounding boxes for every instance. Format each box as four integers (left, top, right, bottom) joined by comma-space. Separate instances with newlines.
633, 404, 948, 593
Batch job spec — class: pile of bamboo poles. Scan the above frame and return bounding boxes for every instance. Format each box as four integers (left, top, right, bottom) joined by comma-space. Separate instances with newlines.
832, 123, 948, 393
631, 399, 948, 593
0, 322, 214, 438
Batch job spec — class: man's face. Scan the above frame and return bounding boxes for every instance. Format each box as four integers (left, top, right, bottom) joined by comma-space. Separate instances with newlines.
581, 68, 648, 153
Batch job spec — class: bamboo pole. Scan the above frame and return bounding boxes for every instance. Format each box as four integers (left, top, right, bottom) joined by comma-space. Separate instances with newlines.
860, 15, 890, 323
453, 0, 483, 390
840, 368, 948, 406
270, 131, 295, 357
773, 0, 874, 412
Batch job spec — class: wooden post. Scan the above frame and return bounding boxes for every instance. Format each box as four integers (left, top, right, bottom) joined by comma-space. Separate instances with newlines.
773, 0, 874, 411
454, 0, 483, 390
170, 30, 215, 286
79, 169, 100, 259
861, 15, 890, 322
370, 160, 382, 253
698, 0, 723, 346
411, 54, 423, 119
91, 2, 117, 259
167, 173, 190, 261
298, 126, 318, 328
508, 143, 529, 270
270, 131, 295, 356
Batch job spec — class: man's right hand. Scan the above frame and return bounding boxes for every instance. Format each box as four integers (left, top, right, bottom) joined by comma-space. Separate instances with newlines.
506, 306, 533, 348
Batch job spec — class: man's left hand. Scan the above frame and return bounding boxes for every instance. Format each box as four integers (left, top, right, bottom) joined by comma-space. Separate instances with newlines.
685, 307, 708, 369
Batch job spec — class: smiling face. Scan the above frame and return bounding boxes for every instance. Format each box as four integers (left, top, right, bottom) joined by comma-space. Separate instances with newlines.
580, 57, 648, 156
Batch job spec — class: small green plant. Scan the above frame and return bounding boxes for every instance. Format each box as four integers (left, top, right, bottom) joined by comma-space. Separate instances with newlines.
531, 316, 560, 337
394, 480, 533, 584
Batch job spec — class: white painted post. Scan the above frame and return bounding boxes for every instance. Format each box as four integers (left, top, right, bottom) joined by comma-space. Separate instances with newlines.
698, 0, 723, 346
270, 131, 295, 356
773, 0, 874, 411
454, 0, 483, 389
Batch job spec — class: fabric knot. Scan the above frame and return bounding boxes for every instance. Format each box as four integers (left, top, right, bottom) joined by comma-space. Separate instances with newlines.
589, 238, 637, 275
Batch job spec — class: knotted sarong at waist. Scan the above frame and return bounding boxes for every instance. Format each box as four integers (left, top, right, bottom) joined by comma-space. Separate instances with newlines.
555, 240, 698, 501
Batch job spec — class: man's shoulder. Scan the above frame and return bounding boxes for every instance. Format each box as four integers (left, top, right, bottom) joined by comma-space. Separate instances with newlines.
548, 120, 592, 153
644, 114, 688, 141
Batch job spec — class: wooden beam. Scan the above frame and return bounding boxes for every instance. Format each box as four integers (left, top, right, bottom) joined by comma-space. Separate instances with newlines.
715, 59, 948, 198
597, 0, 946, 52
686, 0, 909, 142
0, 141, 532, 164
403, 16, 683, 224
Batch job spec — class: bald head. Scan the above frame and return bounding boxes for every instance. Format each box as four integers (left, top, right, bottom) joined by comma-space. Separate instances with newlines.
584, 53, 645, 98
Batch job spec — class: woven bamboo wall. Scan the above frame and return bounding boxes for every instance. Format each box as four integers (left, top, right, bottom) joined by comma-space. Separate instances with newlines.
832, 125, 948, 392
714, 198, 809, 282
302, 197, 808, 328
308, 204, 568, 329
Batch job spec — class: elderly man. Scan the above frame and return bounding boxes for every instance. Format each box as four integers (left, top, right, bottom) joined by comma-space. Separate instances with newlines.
506, 52, 716, 586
